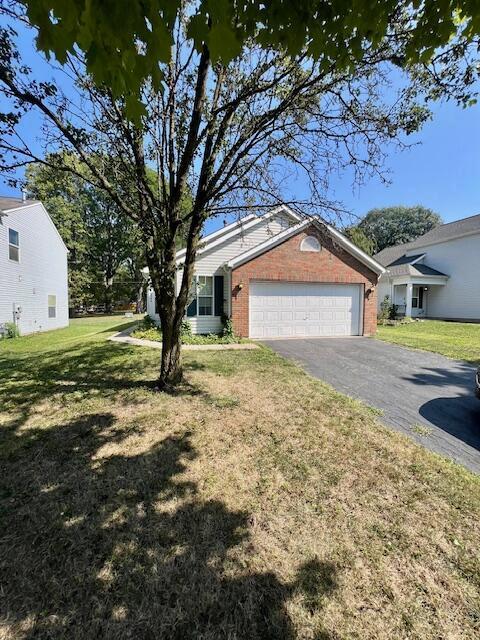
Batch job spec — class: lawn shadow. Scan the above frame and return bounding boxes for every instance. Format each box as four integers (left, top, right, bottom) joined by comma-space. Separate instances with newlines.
0, 412, 338, 638
0, 340, 212, 433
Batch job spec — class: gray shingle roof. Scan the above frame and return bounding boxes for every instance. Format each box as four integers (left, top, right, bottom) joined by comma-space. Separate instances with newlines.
374, 213, 480, 269
409, 213, 480, 248
373, 243, 414, 267
388, 253, 425, 266
386, 263, 448, 278
0, 196, 39, 213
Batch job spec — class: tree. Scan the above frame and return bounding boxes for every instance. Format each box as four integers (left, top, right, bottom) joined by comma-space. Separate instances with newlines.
13, 1, 480, 117
1, 4, 479, 388
26, 156, 142, 311
343, 226, 376, 256
357, 206, 443, 253
25, 158, 90, 308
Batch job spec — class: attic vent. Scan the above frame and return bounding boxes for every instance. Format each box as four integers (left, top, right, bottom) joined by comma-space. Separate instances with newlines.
300, 235, 321, 252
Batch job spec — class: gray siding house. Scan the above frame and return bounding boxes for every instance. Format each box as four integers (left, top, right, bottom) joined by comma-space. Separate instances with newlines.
375, 214, 480, 321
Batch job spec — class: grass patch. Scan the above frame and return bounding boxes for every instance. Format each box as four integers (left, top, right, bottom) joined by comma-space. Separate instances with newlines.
377, 320, 480, 365
411, 423, 434, 437
0, 319, 479, 638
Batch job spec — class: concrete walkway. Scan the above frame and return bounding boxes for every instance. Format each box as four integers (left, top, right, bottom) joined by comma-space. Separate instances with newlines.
109, 327, 258, 351
265, 337, 480, 474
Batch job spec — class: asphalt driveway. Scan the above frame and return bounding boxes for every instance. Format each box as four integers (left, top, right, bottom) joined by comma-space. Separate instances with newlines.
265, 337, 480, 474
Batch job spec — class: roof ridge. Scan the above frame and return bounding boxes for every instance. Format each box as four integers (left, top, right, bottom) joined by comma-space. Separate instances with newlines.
433, 212, 480, 228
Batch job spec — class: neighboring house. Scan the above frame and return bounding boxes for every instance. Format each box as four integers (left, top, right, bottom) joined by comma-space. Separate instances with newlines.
145, 206, 385, 339
0, 196, 69, 336
375, 213, 480, 321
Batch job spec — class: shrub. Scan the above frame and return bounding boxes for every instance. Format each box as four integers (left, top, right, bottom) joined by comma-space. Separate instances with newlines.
143, 314, 157, 329
379, 295, 397, 321
181, 319, 193, 337
3, 322, 20, 339
221, 314, 235, 339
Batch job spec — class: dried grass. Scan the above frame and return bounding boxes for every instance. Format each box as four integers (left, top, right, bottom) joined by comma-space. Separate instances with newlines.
0, 328, 479, 639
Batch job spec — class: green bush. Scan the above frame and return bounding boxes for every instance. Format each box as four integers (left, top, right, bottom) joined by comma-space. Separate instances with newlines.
221, 314, 235, 339
131, 315, 244, 345
2, 322, 20, 339
378, 295, 398, 321
181, 319, 193, 337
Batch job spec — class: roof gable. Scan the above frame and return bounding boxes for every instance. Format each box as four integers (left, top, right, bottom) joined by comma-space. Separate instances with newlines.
227, 217, 385, 275
176, 205, 302, 265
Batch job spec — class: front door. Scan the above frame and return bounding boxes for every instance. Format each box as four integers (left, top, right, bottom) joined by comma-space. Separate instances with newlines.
412, 286, 426, 317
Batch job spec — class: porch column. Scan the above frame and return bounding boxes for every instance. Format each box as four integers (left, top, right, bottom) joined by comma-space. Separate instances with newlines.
405, 283, 413, 318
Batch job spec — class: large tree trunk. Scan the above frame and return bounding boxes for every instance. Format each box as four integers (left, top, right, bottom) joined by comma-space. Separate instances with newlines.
159, 314, 183, 389
146, 233, 186, 390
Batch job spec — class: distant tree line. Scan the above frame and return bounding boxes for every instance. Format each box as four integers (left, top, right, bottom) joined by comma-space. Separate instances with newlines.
26, 153, 192, 314
344, 205, 442, 255
26, 154, 146, 313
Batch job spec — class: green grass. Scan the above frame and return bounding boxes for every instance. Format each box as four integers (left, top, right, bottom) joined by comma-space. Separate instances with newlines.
0, 318, 479, 638
377, 320, 480, 365
0, 314, 141, 355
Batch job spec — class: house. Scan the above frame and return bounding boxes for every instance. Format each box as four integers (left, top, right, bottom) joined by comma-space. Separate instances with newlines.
145, 206, 385, 338
375, 213, 480, 321
0, 196, 69, 336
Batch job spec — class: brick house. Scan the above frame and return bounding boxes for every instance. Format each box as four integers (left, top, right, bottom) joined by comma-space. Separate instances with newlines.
145, 206, 385, 338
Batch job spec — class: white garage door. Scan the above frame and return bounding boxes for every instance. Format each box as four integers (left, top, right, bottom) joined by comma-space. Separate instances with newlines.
249, 281, 362, 338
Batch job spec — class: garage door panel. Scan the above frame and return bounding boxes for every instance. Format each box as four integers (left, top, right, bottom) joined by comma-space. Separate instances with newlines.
249, 282, 361, 339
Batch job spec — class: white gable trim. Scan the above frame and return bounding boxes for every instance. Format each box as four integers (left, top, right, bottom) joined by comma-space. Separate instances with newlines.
408, 253, 426, 265
226, 217, 386, 275
3, 201, 68, 252
325, 223, 386, 275
175, 213, 256, 259
176, 205, 302, 265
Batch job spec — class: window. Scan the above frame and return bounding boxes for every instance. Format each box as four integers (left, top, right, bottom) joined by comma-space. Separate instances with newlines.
48, 295, 57, 318
197, 276, 213, 316
8, 228, 19, 262
412, 286, 424, 309
300, 235, 321, 252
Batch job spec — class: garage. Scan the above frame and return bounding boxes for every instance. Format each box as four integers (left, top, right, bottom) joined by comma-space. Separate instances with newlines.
249, 281, 362, 338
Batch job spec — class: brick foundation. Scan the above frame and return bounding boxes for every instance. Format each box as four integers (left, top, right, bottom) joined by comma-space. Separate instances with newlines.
231, 225, 378, 337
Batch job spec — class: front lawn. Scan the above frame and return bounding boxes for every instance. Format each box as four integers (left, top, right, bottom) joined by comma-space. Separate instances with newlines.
1, 320, 479, 638
377, 319, 480, 365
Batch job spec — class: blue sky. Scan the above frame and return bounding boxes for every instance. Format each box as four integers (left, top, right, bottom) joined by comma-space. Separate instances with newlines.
2, 22, 480, 232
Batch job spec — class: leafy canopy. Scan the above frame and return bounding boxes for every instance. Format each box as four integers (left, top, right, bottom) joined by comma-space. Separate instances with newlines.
19, 0, 480, 117
357, 205, 443, 253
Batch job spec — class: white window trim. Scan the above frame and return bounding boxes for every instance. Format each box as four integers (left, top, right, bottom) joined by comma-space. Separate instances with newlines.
8, 228, 20, 262
300, 235, 321, 252
48, 294, 57, 319
196, 275, 215, 317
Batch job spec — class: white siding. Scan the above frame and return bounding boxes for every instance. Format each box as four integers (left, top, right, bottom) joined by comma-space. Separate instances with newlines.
406, 233, 480, 320
0, 203, 69, 335
377, 278, 393, 312
147, 212, 294, 333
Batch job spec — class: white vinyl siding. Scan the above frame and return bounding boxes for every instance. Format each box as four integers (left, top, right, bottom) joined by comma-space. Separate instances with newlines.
8, 228, 19, 262
0, 203, 69, 335
406, 233, 480, 320
147, 212, 294, 334
48, 294, 57, 318
249, 282, 362, 338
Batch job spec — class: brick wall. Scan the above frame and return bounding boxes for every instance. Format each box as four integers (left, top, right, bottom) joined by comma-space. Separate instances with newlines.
231, 225, 378, 337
